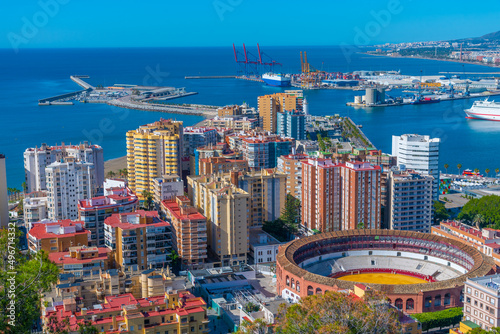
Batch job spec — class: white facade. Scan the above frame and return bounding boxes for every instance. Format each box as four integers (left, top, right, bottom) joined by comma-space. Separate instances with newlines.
182, 127, 217, 157
24, 195, 49, 226
0, 155, 8, 228
392, 134, 440, 199
249, 229, 282, 264
386, 168, 433, 233
153, 175, 184, 204
24, 142, 104, 193
46, 160, 97, 220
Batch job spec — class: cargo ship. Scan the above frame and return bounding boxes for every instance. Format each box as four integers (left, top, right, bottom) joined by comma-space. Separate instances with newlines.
262, 73, 291, 87
465, 98, 500, 121
411, 97, 440, 105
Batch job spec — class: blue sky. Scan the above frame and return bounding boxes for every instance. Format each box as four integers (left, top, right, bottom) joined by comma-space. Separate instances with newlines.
1, 0, 500, 48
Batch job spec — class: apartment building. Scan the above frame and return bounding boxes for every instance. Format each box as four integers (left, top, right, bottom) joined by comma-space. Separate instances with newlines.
48, 246, 111, 277
301, 158, 381, 233
198, 156, 249, 176
104, 211, 173, 271
204, 115, 259, 131
24, 141, 104, 193
258, 92, 303, 133
46, 159, 97, 220
183, 127, 218, 157
241, 135, 294, 170
432, 221, 500, 266
277, 153, 308, 200
0, 154, 7, 228
152, 174, 184, 205
277, 110, 306, 140
392, 134, 440, 199
23, 191, 49, 225
187, 175, 250, 266
27, 220, 90, 253
233, 169, 287, 227
43, 291, 209, 334
386, 167, 433, 233
161, 196, 208, 269
126, 119, 183, 199
78, 187, 138, 247
463, 274, 500, 330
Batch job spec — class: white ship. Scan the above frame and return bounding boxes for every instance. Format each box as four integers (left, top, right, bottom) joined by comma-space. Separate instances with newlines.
465, 98, 500, 121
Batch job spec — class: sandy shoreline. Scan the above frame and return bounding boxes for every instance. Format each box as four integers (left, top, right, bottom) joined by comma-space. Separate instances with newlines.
104, 156, 127, 175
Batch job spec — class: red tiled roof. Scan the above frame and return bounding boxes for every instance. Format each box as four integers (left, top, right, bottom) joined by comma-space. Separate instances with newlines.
28, 220, 89, 240
161, 200, 206, 221
104, 210, 170, 230
48, 247, 110, 264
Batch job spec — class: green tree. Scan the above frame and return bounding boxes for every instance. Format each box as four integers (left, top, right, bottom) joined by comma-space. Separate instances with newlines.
0, 228, 59, 333
275, 291, 401, 334
280, 194, 301, 234
433, 201, 450, 223
141, 190, 154, 211
168, 250, 181, 272
106, 170, 116, 178
411, 307, 462, 332
457, 163, 462, 175
21, 182, 27, 194
458, 195, 500, 228
469, 327, 500, 334
486, 168, 491, 177
473, 213, 485, 228
244, 302, 260, 313
496, 168, 500, 177
444, 164, 449, 174
237, 318, 269, 334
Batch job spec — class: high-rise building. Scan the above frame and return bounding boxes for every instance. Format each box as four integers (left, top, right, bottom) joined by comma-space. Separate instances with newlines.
386, 167, 434, 233
24, 142, 104, 193
392, 134, 440, 199
258, 92, 303, 133
187, 175, 250, 266
234, 169, 287, 227
161, 196, 208, 269
241, 135, 294, 170
104, 210, 173, 271
46, 159, 97, 220
182, 127, 217, 157
301, 158, 381, 233
277, 153, 308, 200
198, 157, 248, 176
78, 187, 138, 247
340, 161, 382, 230
126, 119, 183, 199
0, 154, 8, 228
277, 110, 306, 140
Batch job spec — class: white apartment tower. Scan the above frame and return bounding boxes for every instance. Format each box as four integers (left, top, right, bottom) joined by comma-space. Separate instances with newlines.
46, 159, 96, 220
24, 142, 104, 193
392, 134, 440, 199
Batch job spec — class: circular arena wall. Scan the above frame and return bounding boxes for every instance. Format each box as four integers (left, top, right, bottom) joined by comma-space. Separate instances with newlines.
276, 229, 496, 313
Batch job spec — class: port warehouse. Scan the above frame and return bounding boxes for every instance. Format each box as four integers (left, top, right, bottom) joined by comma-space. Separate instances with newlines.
276, 229, 495, 314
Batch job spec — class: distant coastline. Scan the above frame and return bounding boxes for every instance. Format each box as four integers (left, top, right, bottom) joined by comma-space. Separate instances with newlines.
364, 53, 500, 71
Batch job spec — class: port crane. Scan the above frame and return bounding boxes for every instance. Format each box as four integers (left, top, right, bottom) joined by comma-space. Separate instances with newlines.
300, 51, 321, 89
233, 43, 282, 77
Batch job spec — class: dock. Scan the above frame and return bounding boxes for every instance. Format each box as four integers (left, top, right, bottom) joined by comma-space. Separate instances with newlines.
38, 88, 90, 105
70, 75, 95, 89
347, 90, 500, 108
236, 76, 264, 83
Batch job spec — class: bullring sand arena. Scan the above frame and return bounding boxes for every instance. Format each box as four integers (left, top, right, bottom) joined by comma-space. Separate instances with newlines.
337, 272, 428, 285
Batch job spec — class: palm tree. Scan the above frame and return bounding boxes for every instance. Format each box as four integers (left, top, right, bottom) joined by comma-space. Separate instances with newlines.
473, 214, 484, 228
474, 168, 480, 176
496, 168, 500, 177
486, 168, 490, 177
141, 190, 153, 211
457, 164, 462, 175
106, 171, 116, 179
21, 181, 27, 195
444, 164, 449, 174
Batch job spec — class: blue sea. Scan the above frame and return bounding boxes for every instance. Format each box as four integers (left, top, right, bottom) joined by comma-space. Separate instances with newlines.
1, 46, 500, 188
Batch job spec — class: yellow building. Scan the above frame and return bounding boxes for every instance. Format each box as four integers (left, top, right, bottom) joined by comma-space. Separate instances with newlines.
449, 320, 481, 333
43, 290, 209, 334
187, 175, 250, 266
126, 119, 183, 199
258, 92, 302, 133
